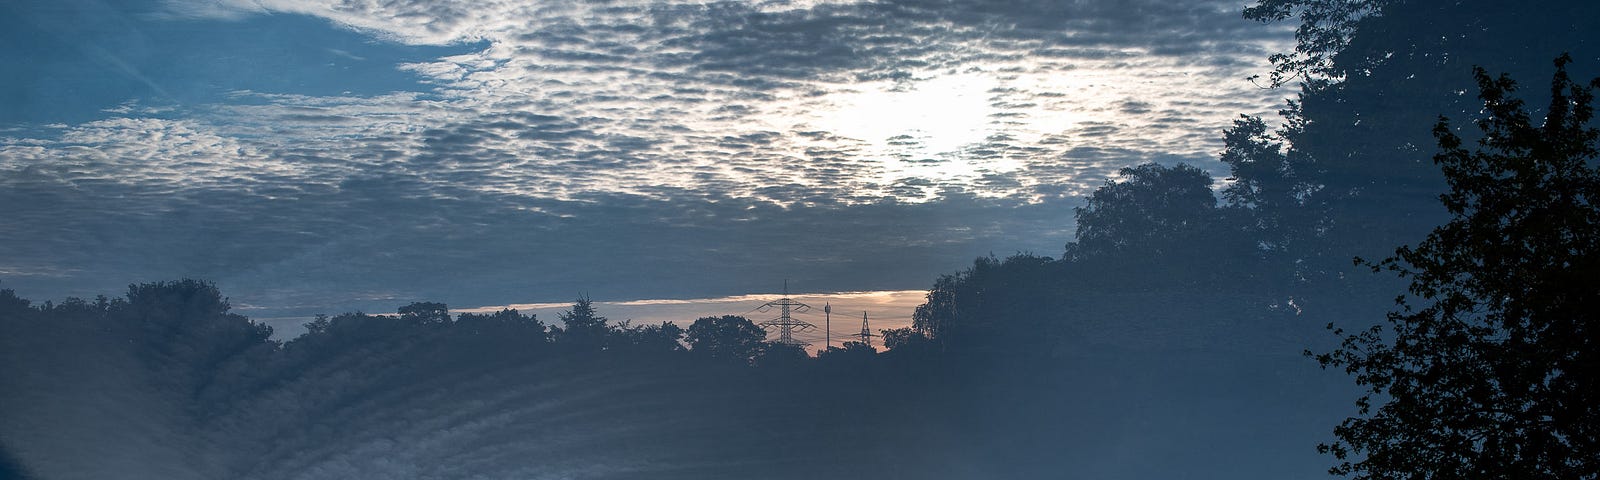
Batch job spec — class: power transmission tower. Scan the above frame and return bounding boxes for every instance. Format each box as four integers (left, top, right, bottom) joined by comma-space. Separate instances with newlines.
755, 280, 816, 348
856, 311, 879, 348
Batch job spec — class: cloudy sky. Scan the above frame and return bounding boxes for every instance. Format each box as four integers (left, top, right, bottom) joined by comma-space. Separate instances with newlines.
1, 0, 1290, 327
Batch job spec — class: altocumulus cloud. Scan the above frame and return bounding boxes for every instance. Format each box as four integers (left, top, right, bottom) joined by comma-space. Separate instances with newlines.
0, 0, 1290, 317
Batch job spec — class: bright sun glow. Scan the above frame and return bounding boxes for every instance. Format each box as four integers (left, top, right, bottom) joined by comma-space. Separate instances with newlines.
816, 74, 997, 154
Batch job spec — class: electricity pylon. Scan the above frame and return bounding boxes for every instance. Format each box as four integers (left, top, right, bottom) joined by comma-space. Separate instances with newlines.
856, 311, 879, 348
755, 280, 816, 347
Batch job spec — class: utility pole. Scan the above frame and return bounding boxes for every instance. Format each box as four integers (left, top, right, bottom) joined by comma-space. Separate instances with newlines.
755, 280, 816, 348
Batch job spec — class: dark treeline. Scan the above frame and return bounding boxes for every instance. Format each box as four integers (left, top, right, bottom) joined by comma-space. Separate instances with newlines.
0, 276, 1348, 479
3, 0, 1598, 478
0, 280, 942, 478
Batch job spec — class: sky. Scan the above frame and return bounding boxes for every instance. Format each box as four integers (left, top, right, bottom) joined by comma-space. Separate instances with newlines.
0, 0, 1292, 328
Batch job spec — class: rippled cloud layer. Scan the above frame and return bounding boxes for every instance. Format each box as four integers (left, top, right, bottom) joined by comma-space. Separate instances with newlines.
1, 0, 1289, 315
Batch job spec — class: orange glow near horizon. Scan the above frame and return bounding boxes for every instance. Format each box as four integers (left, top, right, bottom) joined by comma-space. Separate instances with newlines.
455, 289, 927, 353
256, 289, 929, 347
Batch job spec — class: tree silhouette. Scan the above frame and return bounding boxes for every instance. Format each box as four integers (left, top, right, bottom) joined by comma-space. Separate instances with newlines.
911, 254, 1060, 352
118, 280, 274, 398
455, 308, 544, 337
0, 283, 30, 316
685, 315, 764, 364
1315, 56, 1600, 479
1066, 163, 1220, 261
752, 341, 807, 368
1221, 114, 1326, 260
1233, 0, 1599, 273
880, 327, 931, 352
614, 320, 686, 355
555, 296, 609, 348
1242, 0, 1383, 87
453, 308, 548, 354
397, 302, 450, 326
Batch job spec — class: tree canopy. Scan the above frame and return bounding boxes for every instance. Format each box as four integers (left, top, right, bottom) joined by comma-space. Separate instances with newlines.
685, 315, 766, 364
1067, 163, 1219, 261
1315, 56, 1600, 479
555, 296, 609, 348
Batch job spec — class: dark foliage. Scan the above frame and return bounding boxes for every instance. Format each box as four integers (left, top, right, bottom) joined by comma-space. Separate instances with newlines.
1315, 56, 1600, 480
1221, 114, 1324, 262
879, 327, 932, 353
685, 315, 766, 364
553, 296, 608, 349
613, 319, 687, 354
454, 308, 548, 346
816, 340, 876, 364
751, 341, 808, 369
397, 301, 450, 325
912, 253, 1063, 354
1243, 0, 1384, 87
1233, 0, 1599, 273
1067, 163, 1220, 261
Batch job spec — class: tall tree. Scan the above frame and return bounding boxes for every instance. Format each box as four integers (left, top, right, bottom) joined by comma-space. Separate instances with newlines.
1315, 56, 1600, 479
119, 280, 273, 391
1242, 0, 1386, 87
911, 254, 1061, 353
1231, 0, 1598, 270
1221, 115, 1323, 257
555, 296, 610, 348
1066, 162, 1220, 261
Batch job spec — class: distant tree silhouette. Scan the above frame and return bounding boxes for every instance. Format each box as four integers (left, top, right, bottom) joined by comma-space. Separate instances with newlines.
454, 308, 548, 353
0, 283, 29, 315
282, 311, 428, 383
812, 341, 876, 371
912, 254, 1061, 353
817, 340, 875, 361
118, 279, 275, 399
397, 302, 450, 326
455, 308, 544, 336
1066, 163, 1221, 262
614, 320, 686, 355
298, 312, 400, 343
752, 341, 807, 368
1314, 56, 1600, 479
839, 341, 875, 355
554, 296, 609, 348
685, 315, 765, 364
880, 327, 931, 352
